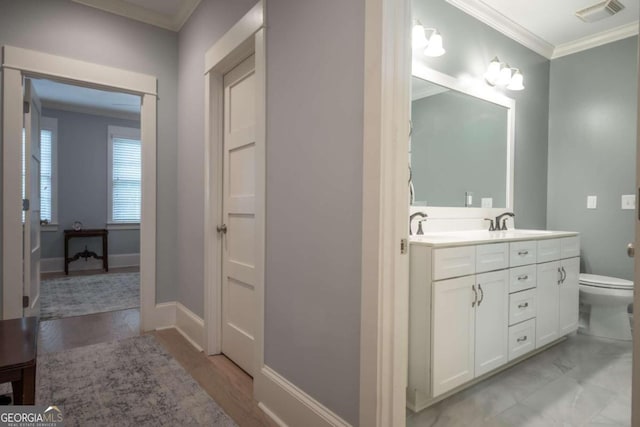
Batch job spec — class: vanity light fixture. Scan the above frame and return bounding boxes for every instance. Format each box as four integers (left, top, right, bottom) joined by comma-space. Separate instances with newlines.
484, 57, 525, 91
412, 21, 446, 57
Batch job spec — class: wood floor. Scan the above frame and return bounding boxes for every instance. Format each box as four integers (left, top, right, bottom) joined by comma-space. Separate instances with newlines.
37, 308, 275, 426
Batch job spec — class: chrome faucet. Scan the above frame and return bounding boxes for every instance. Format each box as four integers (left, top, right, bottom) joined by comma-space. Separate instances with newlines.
409, 212, 428, 235
494, 212, 515, 231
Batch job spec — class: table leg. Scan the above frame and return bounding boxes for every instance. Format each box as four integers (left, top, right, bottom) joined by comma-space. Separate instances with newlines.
64, 235, 69, 275
103, 234, 109, 272
12, 365, 36, 405
22, 365, 35, 405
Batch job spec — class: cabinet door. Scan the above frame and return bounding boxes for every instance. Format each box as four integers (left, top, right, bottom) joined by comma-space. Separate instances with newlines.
536, 261, 561, 347
432, 275, 475, 397
475, 270, 509, 377
559, 257, 580, 335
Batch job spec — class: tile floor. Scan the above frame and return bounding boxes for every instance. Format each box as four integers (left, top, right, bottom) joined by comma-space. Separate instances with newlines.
407, 334, 631, 427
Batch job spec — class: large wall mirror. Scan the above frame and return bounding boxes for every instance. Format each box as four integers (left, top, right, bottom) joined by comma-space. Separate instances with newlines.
411, 64, 515, 209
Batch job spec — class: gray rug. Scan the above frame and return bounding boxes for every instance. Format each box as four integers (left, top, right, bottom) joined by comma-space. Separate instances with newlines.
1, 335, 237, 426
40, 273, 139, 320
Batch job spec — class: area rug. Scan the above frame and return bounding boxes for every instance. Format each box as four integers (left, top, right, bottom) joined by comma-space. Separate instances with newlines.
5, 335, 237, 426
40, 272, 139, 320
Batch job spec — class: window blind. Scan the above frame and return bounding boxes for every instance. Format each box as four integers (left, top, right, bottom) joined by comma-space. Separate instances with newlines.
112, 136, 141, 222
40, 129, 53, 222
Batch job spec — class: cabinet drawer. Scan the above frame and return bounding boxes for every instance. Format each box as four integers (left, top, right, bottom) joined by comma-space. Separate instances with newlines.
510, 241, 537, 267
537, 239, 561, 263
508, 319, 536, 361
433, 246, 476, 280
561, 236, 580, 259
509, 265, 536, 293
509, 289, 536, 326
476, 243, 508, 273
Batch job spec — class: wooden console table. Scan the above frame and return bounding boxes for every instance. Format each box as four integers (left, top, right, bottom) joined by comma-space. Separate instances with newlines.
64, 228, 109, 275
0, 317, 39, 405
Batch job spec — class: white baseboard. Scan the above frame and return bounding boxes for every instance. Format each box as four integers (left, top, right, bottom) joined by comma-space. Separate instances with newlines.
41, 253, 140, 273
175, 302, 204, 352
147, 301, 204, 353
255, 365, 352, 427
145, 301, 177, 331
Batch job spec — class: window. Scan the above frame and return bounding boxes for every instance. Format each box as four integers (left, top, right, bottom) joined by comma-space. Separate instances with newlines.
21, 117, 58, 227
108, 126, 141, 224
40, 117, 58, 225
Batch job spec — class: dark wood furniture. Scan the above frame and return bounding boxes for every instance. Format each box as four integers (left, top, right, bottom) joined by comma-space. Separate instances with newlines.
64, 229, 109, 275
0, 317, 39, 405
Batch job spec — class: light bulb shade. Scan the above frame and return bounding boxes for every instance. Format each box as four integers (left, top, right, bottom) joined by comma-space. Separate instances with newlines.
483, 57, 502, 85
412, 23, 428, 49
496, 65, 513, 86
507, 70, 525, 90
424, 32, 446, 57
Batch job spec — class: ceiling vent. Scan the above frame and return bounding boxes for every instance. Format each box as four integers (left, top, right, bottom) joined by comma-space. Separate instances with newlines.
576, 0, 625, 23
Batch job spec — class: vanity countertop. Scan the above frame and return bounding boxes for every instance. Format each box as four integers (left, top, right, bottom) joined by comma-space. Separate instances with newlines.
410, 229, 579, 248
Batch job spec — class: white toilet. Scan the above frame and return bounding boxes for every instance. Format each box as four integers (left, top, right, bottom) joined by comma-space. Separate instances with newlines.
579, 273, 634, 341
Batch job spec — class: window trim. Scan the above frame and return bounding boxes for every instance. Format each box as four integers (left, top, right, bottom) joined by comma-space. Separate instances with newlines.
40, 116, 58, 226
107, 125, 141, 224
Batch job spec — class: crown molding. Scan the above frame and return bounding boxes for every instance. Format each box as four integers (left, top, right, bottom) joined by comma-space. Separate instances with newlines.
446, 0, 554, 59
552, 21, 639, 59
41, 100, 140, 122
72, 0, 201, 32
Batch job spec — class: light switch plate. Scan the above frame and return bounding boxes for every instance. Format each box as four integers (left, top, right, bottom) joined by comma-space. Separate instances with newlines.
622, 194, 636, 210
481, 198, 493, 208
587, 196, 597, 209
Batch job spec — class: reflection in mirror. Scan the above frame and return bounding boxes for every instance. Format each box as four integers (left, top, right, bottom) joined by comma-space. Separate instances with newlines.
410, 75, 512, 209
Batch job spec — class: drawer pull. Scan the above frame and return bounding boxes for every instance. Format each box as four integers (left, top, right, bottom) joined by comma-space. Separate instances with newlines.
517, 335, 528, 343
518, 250, 529, 256
517, 274, 529, 281
518, 302, 529, 309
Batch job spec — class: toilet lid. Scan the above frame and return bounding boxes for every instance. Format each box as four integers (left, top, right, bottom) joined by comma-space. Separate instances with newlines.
579, 273, 634, 290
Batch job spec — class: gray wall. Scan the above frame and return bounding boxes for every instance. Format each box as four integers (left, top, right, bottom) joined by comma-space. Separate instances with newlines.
177, 0, 256, 317
40, 108, 140, 259
547, 37, 639, 280
264, 1, 364, 424
414, 0, 551, 228
0, 0, 179, 310
412, 90, 508, 207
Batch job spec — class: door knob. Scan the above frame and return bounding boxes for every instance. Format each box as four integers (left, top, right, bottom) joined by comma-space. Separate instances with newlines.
628, 243, 635, 258
216, 224, 227, 234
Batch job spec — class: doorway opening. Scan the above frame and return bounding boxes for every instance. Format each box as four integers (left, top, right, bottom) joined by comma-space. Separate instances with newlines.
26, 78, 142, 322
2, 45, 158, 333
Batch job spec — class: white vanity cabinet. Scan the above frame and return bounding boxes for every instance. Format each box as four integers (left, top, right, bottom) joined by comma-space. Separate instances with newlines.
431, 269, 509, 397
408, 231, 580, 412
536, 246, 580, 347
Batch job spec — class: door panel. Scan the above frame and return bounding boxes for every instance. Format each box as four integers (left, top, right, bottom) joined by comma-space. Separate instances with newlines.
222, 54, 256, 376
475, 270, 509, 377
23, 79, 41, 317
536, 261, 560, 347
432, 275, 475, 397
559, 257, 580, 335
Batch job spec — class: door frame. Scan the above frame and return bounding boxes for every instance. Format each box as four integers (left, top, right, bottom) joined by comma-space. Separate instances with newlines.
360, 0, 412, 425
632, 39, 640, 427
203, 1, 265, 374
1, 46, 159, 331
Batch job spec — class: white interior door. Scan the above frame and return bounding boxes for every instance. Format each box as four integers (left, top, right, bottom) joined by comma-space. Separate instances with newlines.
23, 79, 41, 317
221, 54, 256, 375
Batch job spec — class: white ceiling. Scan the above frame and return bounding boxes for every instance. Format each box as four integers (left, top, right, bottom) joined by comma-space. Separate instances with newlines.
72, 0, 202, 31
447, 0, 639, 58
31, 79, 141, 117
